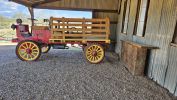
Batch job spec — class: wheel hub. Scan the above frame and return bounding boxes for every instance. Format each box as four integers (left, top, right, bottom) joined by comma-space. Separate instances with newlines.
92, 51, 97, 57
26, 49, 32, 54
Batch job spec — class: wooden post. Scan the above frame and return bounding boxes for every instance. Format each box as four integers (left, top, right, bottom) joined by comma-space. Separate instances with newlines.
82, 18, 86, 43
28, 7, 34, 26
62, 17, 65, 42
50, 17, 54, 42
106, 17, 110, 43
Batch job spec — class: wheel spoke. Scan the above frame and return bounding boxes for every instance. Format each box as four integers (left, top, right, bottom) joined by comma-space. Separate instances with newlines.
32, 49, 39, 52
29, 43, 32, 48
31, 53, 37, 57
31, 45, 35, 49
97, 49, 102, 52
23, 53, 28, 59
29, 54, 33, 60
95, 46, 98, 51
20, 52, 26, 56
88, 48, 92, 52
97, 52, 102, 55
97, 47, 100, 51
93, 57, 95, 61
90, 56, 93, 61
26, 54, 29, 59
25, 43, 29, 48
21, 45, 27, 49
87, 51, 92, 54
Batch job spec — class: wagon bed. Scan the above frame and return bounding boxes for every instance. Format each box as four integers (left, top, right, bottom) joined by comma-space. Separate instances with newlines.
12, 17, 111, 63
49, 17, 110, 44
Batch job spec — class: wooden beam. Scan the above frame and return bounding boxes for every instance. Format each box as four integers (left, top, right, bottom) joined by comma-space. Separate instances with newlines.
92, 10, 118, 13
32, 0, 60, 7
9, 0, 32, 6
28, 7, 34, 26
35, 6, 118, 13
36, 0, 118, 11
10, 0, 119, 11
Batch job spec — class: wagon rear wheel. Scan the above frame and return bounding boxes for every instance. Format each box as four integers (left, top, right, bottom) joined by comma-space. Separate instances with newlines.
41, 45, 51, 53
16, 41, 41, 61
84, 44, 105, 64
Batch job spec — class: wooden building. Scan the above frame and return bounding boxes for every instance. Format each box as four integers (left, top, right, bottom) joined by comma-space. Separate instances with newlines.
10, 0, 177, 96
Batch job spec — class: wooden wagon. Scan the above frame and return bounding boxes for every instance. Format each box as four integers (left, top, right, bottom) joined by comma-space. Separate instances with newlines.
12, 17, 110, 63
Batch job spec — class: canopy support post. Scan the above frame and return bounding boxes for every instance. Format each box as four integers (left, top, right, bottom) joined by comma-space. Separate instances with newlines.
28, 7, 34, 26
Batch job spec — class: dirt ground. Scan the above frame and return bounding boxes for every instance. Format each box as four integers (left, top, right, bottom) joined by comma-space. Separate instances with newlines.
0, 45, 176, 100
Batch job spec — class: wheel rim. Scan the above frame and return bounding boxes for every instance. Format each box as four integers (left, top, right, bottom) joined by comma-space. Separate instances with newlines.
18, 41, 40, 61
85, 44, 104, 63
42, 46, 49, 53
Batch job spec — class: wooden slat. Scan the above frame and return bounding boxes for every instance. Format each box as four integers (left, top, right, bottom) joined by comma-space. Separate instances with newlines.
52, 28, 107, 33
51, 34, 107, 37
51, 17, 107, 22
106, 18, 110, 40
49, 39, 110, 43
52, 23, 107, 27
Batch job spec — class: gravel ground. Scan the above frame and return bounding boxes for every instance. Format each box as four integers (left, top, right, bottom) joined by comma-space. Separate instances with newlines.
0, 45, 176, 100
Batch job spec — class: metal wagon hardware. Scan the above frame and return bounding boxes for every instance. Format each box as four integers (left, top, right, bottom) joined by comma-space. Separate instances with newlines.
11, 17, 110, 63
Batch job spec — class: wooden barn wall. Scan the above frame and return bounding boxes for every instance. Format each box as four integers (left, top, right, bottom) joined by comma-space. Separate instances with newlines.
115, 0, 177, 95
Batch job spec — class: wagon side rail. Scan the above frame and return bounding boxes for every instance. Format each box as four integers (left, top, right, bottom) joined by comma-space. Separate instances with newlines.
49, 17, 110, 44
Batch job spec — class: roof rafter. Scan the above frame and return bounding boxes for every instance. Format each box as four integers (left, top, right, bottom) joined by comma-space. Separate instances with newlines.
9, 0, 32, 6
32, 0, 60, 7
9, 0, 119, 12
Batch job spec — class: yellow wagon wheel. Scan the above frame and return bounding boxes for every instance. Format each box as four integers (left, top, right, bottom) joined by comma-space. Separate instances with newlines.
84, 44, 105, 64
41, 45, 51, 53
16, 41, 41, 61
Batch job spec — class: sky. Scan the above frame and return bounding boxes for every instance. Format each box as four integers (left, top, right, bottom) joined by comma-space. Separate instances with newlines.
0, 0, 92, 19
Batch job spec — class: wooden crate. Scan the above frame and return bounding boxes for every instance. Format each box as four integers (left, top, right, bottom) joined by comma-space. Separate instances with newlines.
49, 17, 110, 44
121, 40, 156, 76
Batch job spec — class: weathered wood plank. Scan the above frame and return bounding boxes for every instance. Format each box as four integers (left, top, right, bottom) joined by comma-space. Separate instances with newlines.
121, 40, 149, 76
37, 0, 119, 11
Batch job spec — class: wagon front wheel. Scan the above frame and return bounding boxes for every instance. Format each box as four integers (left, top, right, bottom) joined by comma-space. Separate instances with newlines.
16, 41, 41, 61
84, 44, 105, 64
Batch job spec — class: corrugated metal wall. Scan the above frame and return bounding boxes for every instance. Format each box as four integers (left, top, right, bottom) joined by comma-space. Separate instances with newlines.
115, 0, 177, 96
164, 46, 177, 94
